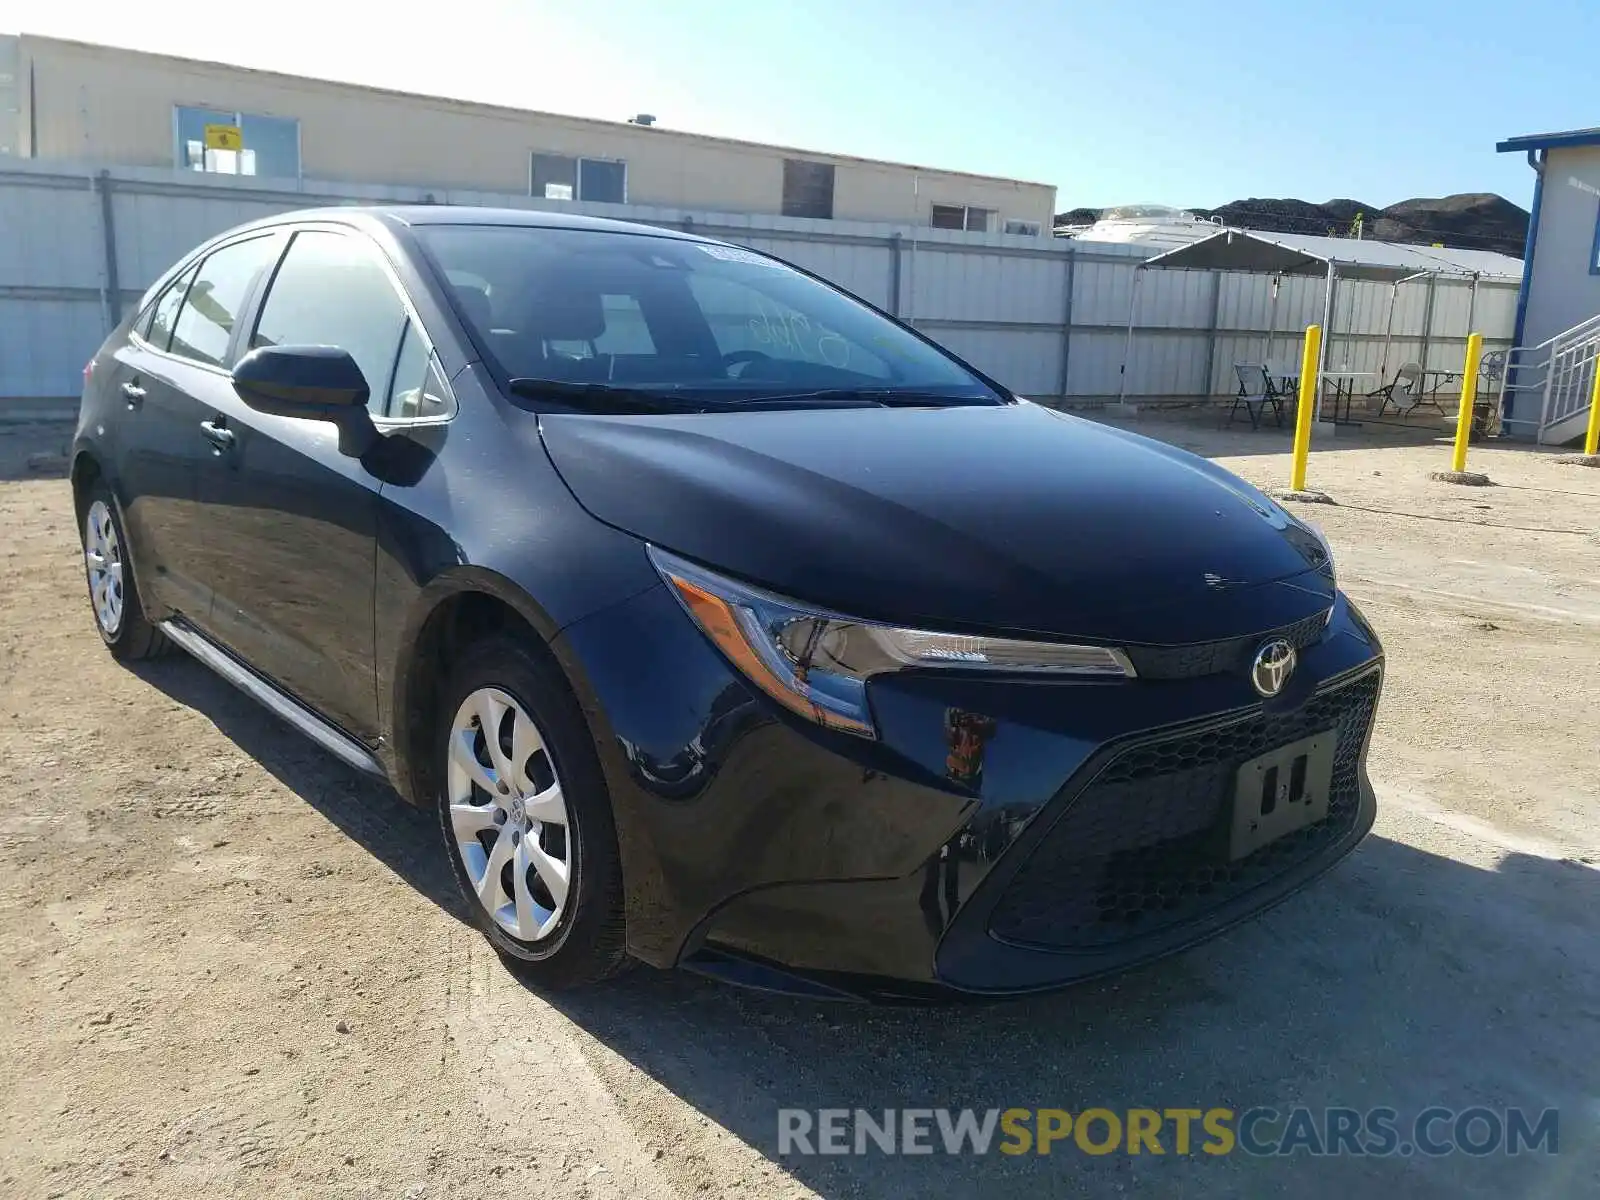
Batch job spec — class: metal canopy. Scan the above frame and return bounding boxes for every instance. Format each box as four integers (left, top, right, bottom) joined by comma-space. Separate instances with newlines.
1115, 228, 1518, 411
1138, 229, 1521, 283
1116, 229, 1519, 411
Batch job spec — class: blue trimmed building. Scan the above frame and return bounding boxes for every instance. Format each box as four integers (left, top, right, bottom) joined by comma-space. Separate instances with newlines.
1496, 128, 1600, 441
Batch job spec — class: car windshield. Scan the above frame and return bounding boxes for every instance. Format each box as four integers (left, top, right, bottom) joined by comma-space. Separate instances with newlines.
413, 224, 1003, 407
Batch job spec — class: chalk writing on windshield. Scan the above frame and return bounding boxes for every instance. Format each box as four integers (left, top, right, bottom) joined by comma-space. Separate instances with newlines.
747, 296, 851, 369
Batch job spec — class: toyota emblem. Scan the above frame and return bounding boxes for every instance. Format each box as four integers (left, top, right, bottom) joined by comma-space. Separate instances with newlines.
1250, 639, 1297, 698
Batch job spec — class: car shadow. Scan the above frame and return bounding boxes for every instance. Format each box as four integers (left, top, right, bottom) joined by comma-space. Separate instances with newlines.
133, 652, 1599, 1198
129, 653, 471, 925
534, 835, 1599, 1198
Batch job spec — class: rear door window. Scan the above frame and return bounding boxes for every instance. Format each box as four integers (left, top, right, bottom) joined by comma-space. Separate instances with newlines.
252, 230, 411, 415
167, 235, 279, 367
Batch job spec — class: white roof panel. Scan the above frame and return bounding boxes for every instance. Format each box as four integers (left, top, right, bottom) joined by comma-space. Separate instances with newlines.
1141, 229, 1522, 281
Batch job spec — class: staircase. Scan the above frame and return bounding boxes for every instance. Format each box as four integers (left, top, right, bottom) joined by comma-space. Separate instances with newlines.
1496, 313, 1600, 445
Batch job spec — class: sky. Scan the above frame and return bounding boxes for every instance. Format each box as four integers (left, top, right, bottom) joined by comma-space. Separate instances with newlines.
16, 0, 1600, 213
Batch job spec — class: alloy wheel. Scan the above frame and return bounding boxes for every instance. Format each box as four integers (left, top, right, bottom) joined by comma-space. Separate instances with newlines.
446, 687, 572, 942
84, 500, 125, 636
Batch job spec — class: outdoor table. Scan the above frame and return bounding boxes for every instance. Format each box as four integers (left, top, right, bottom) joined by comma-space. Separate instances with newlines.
1415, 369, 1460, 415
1319, 370, 1376, 425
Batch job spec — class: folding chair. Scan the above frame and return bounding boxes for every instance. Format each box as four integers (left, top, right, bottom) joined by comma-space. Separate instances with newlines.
1265, 370, 1297, 426
1265, 358, 1299, 396
1368, 361, 1423, 418
1229, 363, 1286, 430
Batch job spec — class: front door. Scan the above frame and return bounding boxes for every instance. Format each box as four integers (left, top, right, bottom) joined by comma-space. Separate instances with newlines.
195, 226, 420, 744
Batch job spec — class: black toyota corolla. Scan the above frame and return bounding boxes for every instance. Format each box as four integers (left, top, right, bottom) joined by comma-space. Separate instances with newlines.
73, 207, 1382, 1000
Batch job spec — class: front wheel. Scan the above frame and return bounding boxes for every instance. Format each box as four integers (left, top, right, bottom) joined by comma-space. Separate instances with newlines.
434, 636, 629, 988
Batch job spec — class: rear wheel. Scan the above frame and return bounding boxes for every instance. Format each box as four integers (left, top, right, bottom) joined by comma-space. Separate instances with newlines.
79, 480, 168, 661
435, 636, 628, 988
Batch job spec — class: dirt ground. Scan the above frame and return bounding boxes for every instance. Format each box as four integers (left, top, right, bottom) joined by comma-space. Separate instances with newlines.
0, 415, 1596, 1199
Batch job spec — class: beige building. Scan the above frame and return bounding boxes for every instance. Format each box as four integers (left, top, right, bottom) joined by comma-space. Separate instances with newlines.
0, 33, 1055, 234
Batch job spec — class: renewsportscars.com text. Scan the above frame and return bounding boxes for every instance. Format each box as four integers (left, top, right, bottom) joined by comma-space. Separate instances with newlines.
777, 1106, 1559, 1158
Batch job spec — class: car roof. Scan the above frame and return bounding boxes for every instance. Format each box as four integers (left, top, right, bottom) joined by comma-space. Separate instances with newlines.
135, 205, 729, 316
235, 204, 713, 243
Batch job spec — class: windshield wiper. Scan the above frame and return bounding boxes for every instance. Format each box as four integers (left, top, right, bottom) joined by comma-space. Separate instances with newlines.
509, 378, 875, 414
506, 378, 692, 413
508, 378, 998, 414
509, 378, 898, 414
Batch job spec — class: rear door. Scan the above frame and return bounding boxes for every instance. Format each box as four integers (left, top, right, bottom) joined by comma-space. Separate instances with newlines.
103, 261, 203, 619
109, 235, 282, 624
195, 225, 445, 742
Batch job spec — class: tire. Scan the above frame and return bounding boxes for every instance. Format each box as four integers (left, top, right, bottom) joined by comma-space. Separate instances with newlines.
78, 478, 170, 661
434, 634, 629, 988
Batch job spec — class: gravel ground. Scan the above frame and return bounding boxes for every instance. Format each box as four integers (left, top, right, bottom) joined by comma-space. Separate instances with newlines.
0, 416, 1596, 1199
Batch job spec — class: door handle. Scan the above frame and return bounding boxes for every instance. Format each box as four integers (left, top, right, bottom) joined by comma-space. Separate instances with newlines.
120, 381, 146, 409
200, 419, 235, 451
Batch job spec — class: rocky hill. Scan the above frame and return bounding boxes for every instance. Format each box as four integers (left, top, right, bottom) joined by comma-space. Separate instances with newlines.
1055, 194, 1530, 257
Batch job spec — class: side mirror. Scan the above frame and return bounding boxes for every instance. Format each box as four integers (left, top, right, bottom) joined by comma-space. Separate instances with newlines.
232, 345, 370, 418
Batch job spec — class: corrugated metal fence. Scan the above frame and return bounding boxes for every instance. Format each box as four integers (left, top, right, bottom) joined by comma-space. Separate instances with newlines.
0, 159, 1518, 409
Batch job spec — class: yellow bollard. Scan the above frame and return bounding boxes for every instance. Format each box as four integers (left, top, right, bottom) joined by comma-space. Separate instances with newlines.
1289, 324, 1321, 492
1585, 360, 1600, 457
1450, 333, 1484, 473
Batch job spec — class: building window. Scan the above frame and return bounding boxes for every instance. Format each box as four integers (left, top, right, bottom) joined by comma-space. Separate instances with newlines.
581, 159, 627, 204
782, 159, 835, 219
1590, 200, 1600, 276
530, 153, 627, 204
530, 153, 577, 200
931, 204, 993, 233
1003, 219, 1042, 237
175, 106, 299, 178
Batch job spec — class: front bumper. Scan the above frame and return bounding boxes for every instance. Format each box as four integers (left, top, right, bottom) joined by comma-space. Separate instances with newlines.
553, 585, 1383, 1000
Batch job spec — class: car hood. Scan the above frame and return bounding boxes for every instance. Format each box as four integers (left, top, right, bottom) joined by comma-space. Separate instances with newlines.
538, 402, 1334, 645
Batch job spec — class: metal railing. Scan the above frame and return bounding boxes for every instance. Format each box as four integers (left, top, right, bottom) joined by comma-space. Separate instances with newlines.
1495, 311, 1600, 442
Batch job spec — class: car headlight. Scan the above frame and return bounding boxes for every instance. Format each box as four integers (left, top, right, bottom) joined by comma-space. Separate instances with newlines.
649, 547, 1135, 739
1298, 519, 1337, 582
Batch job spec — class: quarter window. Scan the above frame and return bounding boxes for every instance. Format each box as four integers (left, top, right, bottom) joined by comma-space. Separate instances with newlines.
140, 262, 198, 350
530, 153, 627, 204
252, 230, 411, 415
385, 320, 454, 420
175, 106, 300, 178
167, 236, 279, 367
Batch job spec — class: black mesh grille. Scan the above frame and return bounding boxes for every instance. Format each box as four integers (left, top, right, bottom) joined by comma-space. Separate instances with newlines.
1124, 609, 1331, 681
988, 670, 1379, 951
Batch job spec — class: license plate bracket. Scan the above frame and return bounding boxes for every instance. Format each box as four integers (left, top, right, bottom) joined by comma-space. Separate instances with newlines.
1229, 729, 1337, 860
